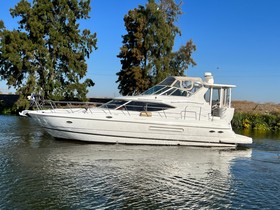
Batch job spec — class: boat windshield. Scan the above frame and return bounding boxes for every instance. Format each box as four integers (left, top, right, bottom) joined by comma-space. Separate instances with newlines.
142, 86, 170, 95
158, 77, 176, 86
101, 99, 174, 112
141, 77, 203, 97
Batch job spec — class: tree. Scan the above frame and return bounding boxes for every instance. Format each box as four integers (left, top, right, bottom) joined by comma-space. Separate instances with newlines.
0, 0, 97, 108
116, 5, 151, 96
169, 39, 196, 75
116, 0, 196, 96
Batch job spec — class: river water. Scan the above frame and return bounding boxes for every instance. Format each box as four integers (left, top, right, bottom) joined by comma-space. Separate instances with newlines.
1, 115, 280, 209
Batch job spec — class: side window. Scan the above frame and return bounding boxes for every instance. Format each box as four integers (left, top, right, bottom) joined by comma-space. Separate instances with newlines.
212, 88, 220, 102
222, 88, 230, 107
124, 101, 174, 112
102, 100, 126, 109
204, 88, 220, 105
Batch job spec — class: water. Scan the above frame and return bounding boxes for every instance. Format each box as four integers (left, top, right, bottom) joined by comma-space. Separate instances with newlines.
1, 115, 280, 209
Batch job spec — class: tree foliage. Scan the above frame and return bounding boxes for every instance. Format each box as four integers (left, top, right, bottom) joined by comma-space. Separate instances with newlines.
116, 0, 196, 96
0, 0, 97, 107
169, 40, 196, 75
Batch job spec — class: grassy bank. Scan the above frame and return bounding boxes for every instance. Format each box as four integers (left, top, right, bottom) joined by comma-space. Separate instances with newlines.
232, 101, 280, 133
232, 112, 280, 132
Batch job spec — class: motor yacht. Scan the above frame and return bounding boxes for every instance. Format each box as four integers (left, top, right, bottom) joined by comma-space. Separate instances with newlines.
27, 72, 252, 147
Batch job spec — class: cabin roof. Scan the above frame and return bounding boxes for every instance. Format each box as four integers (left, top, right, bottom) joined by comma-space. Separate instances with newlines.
205, 83, 236, 88
165, 76, 236, 88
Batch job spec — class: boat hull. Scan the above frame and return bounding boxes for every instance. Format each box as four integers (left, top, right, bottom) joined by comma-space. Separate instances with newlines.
28, 110, 252, 147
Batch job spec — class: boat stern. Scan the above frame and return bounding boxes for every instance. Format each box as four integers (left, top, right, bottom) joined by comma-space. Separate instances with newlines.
235, 134, 253, 145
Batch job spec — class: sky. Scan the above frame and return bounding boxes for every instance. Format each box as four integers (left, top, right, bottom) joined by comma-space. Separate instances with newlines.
0, 0, 280, 103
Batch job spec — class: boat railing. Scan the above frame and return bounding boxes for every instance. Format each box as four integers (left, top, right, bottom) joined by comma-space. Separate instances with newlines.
180, 106, 203, 120
33, 100, 102, 113
32, 100, 209, 121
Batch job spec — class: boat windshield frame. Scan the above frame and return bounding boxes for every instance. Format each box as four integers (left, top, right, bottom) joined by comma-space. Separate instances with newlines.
141, 76, 203, 97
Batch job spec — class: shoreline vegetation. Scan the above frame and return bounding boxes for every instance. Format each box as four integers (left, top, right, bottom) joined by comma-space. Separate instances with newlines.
1, 97, 280, 134
232, 101, 280, 134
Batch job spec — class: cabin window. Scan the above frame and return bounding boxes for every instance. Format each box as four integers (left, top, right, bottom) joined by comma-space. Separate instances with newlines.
204, 88, 220, 104
124, 101, 174, 112
101, 100, 127, 109
222, 88, 231, 107
102, 100, 174, 112
212, 88, 220, 103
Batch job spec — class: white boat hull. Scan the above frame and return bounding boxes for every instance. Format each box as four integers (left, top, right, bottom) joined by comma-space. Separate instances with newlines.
28, 110, 252, 147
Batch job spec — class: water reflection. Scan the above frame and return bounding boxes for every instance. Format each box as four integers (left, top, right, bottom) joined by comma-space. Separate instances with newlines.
229, 148, 280, 209
1, 116, 280, 209
237, 128, 280, 140
0, 138, 251, 208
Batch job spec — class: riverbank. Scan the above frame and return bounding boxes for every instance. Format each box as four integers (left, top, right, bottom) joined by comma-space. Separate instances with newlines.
0, 94, 19, 114
232, 101, 280, 132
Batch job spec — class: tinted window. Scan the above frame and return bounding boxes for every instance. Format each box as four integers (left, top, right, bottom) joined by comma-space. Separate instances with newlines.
124, 101, 174, 112
101, 100, 127, 109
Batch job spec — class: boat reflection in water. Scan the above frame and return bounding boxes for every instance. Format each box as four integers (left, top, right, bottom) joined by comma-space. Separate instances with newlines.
8, 143, 250, 209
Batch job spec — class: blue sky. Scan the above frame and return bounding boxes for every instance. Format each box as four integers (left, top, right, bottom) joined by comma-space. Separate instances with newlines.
1, 0, 280, 103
